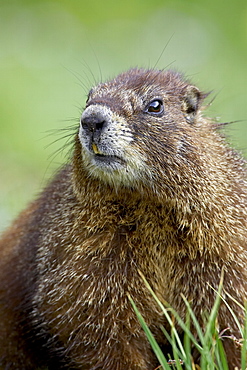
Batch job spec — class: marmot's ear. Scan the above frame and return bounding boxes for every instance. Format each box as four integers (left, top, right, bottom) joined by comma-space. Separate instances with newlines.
181, 85, 201, 123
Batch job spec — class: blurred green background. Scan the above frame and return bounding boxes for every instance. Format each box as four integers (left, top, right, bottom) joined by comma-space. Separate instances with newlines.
0, 0, 247, 231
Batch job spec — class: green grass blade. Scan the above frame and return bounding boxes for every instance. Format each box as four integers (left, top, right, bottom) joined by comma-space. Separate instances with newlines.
209, 287, 243, 336
181, 294, 204, 344
215, 333, 229, 370
171, 328, 184, 370
183, 310, 193, 370
128, 294, 170, 370
138, 270, 200, 357
204, 273, 224, 344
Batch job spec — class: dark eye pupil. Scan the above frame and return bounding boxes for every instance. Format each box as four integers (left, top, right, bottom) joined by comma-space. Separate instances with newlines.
148, 100, 163, 113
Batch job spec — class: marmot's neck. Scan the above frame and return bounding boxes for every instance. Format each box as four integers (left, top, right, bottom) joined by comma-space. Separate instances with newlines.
70, 164, 245, 263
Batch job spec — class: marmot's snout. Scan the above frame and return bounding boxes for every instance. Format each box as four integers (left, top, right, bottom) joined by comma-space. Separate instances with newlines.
80, 105, 111, 149
81, 108, 107, 135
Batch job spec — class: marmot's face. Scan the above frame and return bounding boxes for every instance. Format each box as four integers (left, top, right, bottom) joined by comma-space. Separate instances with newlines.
78, 68, 202, 191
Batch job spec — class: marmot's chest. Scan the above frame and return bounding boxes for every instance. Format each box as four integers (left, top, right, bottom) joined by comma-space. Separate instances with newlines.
33, 232, 169, 353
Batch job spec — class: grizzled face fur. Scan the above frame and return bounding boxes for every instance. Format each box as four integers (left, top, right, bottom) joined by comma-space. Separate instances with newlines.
78, 68, 203, 191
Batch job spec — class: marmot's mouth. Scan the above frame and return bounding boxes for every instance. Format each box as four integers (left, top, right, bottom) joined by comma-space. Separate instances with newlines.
94, 153, 125, 166
89, 142, 126, 170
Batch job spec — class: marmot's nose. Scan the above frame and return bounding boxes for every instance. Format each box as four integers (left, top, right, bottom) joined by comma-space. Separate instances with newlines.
81, 113, 106, 133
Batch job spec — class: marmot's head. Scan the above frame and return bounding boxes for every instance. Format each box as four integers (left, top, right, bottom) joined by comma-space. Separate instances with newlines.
77, 68, 206, 196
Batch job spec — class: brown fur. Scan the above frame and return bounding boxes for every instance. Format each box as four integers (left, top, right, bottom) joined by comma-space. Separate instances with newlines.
0, 68, 247, 369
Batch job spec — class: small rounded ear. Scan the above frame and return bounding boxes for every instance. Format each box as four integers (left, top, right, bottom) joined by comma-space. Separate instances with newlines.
181, 85, 201, 123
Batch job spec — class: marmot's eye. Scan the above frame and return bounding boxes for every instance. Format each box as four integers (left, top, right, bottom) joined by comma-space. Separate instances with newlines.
145, 100, 164, 115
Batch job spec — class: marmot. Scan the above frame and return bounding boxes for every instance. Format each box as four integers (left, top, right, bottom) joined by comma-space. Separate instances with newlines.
0, 68, 247, 370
